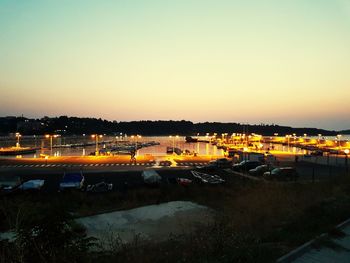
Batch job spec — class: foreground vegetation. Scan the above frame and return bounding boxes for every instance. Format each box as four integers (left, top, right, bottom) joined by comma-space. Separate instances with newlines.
2, 172, 350, 262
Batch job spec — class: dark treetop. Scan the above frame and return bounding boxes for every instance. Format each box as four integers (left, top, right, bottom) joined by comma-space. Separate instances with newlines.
0, 116, 340, 136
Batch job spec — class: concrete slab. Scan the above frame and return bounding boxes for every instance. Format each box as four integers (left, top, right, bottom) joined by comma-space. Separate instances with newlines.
278, 219, 350, 263
76, 201, 212, 245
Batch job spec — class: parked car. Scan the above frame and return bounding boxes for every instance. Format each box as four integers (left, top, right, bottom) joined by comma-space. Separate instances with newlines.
59, 172, 85, 191
232, 161, 262, 172
191, 170, 225, 184
177, 178, 192, 186
263, 167, 298, 181
86, 181, 113, 193
208, 158, 233, 168
310, 151, 323, 156
142, 170, 162, 185
248, 165, 271, 176
0, 175, 21, 193
18, 179, 45, 191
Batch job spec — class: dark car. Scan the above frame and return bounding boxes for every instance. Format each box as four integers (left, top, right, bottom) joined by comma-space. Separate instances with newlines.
248, 165, 271, 176
310, 151, 323, 156
197, 158, 232, 172
86, 181, 113, 193
263, 167, 298, 181
208, 158, 233, 168
232, 161, 262, 173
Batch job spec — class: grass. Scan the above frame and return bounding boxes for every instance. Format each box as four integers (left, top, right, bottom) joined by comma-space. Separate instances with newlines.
2, 171, 350, 262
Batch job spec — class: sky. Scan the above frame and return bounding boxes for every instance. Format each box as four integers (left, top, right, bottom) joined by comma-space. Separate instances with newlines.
0, 0, 349, 130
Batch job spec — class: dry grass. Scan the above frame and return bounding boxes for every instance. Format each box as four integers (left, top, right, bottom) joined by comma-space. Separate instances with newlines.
2, 173, 350, 262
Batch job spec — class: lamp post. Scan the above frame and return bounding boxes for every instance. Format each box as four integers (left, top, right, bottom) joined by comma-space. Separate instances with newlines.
45, 134, 59, 156
91, 134, 103, 156
136, 135, 141, 156
292, 133, 296, 145
286, 135, 290, 152
169, 135, 174, 154
337, 135, 342, 150
169, 135, 179, 154
15, 132, 21, 148
318, 134, 322, 148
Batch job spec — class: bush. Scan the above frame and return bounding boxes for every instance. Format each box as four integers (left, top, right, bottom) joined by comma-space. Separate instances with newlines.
1, 203, 96, 263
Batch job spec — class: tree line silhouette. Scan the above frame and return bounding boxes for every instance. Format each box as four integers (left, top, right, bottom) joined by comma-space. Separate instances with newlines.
0, 116, 345, 136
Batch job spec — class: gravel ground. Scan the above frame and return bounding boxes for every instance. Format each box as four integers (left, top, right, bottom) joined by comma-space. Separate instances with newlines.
76, 201, 212, 246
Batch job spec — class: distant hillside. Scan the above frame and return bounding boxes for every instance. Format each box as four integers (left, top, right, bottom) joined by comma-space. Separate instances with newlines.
0, 116, 338, 136
340, 130, 350, 134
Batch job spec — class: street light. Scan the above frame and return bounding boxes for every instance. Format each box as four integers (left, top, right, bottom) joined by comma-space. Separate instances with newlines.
318, 134, 322, 148
45, 134, 59, 155
169, 135, 179, 154
91, 134, 103, 156
286, 135, 290, 151
337, 135, 342, 150
136, 135, 141, 155
15, 132, 21, 148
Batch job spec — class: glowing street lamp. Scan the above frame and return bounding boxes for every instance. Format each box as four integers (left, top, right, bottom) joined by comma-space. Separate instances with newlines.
91, 134, 103, 156
15, 132, 21, 148
136, 135, 141, 154
318, 134, 322, 148
337, 135, 342, 149
169, 135, 179, 154
285, 135, 291, 151
45, 134, 59, 155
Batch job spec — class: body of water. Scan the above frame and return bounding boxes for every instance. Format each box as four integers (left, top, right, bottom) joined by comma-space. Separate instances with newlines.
0, 136, 225, 158
1, 134, 349, 158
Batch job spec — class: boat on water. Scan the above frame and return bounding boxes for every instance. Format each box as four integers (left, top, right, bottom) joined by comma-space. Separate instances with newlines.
0, 147, 37, 156
185, 136, 210, 143
166, 146, 182, 155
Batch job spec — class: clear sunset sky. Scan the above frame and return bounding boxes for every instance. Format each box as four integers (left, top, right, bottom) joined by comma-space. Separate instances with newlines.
0, 0, 349, 130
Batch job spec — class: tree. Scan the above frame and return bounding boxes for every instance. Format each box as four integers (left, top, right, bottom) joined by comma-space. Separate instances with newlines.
8, 204, 95, 263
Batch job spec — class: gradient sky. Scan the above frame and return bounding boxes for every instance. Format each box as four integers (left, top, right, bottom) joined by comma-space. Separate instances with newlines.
0, 0, 349, 130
